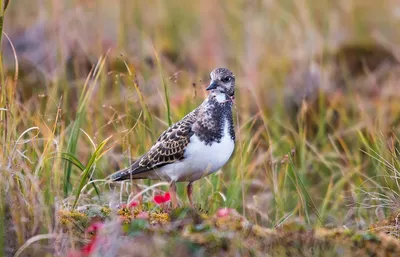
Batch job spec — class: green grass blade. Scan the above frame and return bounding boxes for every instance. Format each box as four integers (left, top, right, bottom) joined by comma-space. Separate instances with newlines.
63, 55, 108, 197
287, 156, 323, 225
59, 152, 86, 171
153, 48, 172, 126
72, 135, 113, 209
47, 152, 101, 199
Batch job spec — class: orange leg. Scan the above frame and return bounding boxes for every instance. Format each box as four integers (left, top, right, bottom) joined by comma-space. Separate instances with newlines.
186, 182, 193, 207
169, 181, 178, 209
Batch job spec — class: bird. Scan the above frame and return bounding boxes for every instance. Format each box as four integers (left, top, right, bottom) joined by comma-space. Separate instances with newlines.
109, 67, 236, 208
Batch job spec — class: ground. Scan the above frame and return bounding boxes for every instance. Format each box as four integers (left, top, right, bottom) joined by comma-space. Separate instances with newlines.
3, 0, 400, 256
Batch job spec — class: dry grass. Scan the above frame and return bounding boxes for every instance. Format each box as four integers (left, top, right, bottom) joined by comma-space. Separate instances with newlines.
2, 0, 400, 256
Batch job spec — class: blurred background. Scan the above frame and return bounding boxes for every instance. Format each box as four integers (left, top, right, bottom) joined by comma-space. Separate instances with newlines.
3, 0, 400, 256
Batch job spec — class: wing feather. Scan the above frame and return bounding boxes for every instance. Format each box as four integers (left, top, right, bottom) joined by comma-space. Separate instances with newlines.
110, 107, 200, 181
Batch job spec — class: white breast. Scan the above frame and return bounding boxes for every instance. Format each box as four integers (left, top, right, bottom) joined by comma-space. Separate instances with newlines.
214, 92, 228, 103
157, 121, 235, 182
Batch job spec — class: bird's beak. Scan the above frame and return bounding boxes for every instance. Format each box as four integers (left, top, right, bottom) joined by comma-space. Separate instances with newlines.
206, 81, 218, 91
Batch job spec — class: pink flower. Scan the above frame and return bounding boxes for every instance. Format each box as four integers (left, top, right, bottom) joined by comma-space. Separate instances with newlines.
86, 222, 104, 234
120, 201, 139, 209
154, 192, 171, 204
67, 241, 96, 257
136, 211, 149, 219
118, 216, 130, 224
128, 201, 139, 208
81, 239, 96, 256
67, 250, 83, 257
67, 222, 105, 256
216, 208, 234, 218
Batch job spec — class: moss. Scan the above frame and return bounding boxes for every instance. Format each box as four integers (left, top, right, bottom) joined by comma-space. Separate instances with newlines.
56, 206, 400, 256
150, 212, 170, 225
81, 205, 111, 221
370, 211, 400, 239
117, 208, 134, 224
101, 206, 111, 217
169, 207, 207, 224
58, 210, 89, 232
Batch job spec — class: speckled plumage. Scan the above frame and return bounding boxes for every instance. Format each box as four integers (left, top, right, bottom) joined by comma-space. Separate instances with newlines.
110, 96, 235, 180
109, 68, 236, 206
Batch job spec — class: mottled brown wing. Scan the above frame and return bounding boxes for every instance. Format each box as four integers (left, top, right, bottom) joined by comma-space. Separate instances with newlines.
110, 108, 199, 181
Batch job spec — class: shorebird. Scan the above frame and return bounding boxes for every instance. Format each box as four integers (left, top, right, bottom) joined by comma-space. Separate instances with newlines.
109, 68, 236, 208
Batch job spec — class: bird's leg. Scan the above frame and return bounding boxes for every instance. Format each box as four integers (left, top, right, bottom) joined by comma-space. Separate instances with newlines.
186, 182, 193, 207
169, 181, 178, 209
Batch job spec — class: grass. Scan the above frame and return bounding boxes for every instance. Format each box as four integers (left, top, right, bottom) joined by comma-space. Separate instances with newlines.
2, 0, 400, 256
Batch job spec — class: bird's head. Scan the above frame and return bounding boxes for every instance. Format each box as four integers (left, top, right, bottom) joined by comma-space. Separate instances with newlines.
206, 68, 235, 103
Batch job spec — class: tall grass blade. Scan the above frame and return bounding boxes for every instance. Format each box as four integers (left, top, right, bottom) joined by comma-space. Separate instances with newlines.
153, 48, 172, 126
72, 135, 113, 209
63, 55, 108, 197
121, 58, 153, 128
288, 157, 323, 225
59, 152, 86, 172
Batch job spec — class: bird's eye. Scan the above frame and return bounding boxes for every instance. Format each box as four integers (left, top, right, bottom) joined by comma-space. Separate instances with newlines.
221, 76, 232, 83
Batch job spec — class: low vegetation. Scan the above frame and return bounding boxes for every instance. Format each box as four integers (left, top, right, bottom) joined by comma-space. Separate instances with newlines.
2, 0, 400, 256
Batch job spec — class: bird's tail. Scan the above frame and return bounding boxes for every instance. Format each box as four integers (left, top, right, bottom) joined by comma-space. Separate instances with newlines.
107, 168, 132, 181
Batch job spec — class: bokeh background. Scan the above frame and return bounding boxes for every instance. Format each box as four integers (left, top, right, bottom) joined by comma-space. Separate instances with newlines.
3, 0, 400, 256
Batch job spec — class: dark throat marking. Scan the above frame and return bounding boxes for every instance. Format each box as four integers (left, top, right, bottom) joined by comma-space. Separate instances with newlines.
192, 96, 235, 145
